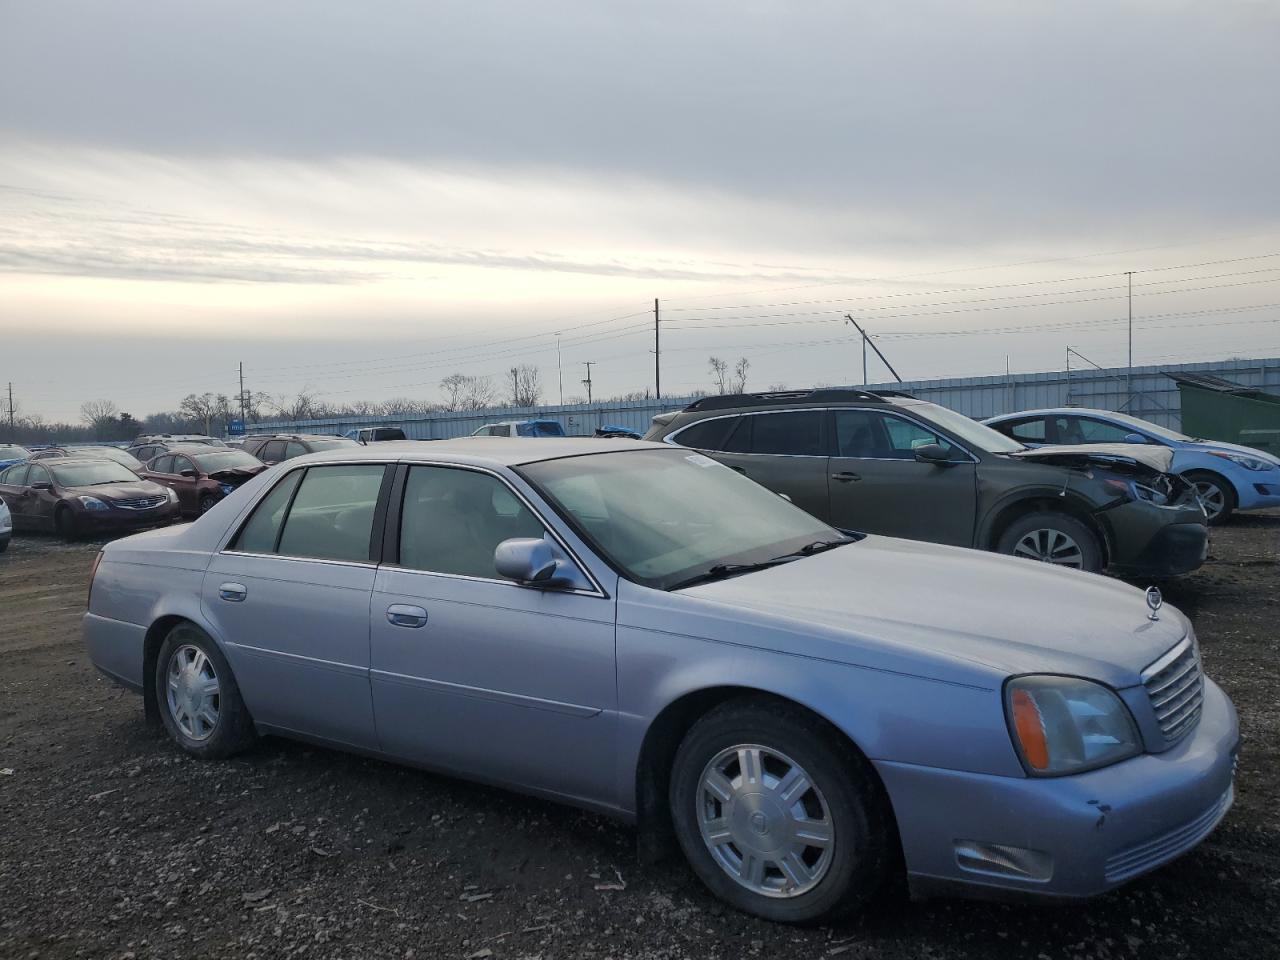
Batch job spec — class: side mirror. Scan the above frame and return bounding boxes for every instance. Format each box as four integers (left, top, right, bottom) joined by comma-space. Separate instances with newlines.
1123, 433, 1148, 445
913, 442, 951, 464
494, 537, 586, 590
180, 468, 197, 478
30, 481, 52, 491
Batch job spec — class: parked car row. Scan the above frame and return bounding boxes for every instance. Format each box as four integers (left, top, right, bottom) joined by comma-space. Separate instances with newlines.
83, 436, 1238, 923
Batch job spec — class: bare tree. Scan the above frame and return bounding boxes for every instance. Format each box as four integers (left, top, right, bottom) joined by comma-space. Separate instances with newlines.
79, 399, 119, 439
440, 373, 496, 411
732, 357, 750, 393
267, 389, 326, 422
178, 392, 231, 435
507, 365, 542, 407
708, 356, 729, 395
767, 382, 788, 391
381, 397, 434, 415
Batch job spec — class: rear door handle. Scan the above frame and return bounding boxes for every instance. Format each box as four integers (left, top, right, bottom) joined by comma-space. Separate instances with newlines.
387, 604, 428, 628
219, 582, 247, 602
831, 472, 862, 482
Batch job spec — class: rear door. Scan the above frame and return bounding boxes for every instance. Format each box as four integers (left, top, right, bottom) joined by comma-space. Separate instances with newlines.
202, 463, 389, 749
0, 465, 30, 527
827, 409, 977, 546
710, 410, 831, 520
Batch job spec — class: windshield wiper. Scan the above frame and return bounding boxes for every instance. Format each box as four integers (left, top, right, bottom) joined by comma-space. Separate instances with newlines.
669, 539, 854, 591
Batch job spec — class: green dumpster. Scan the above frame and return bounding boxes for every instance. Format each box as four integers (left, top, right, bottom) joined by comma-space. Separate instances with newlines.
1168, 372, 1280, 455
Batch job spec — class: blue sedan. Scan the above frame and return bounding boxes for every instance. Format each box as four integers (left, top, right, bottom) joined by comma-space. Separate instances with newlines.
983, 408, 1280, 523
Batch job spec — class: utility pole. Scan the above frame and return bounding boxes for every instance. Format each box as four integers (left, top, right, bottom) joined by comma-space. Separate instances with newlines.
555, 333, 564, 405
845, 315, 902, 383
1126, 271, 1134, 409
238, 362, 247, 425
582, 362, 595, 404
653, 298, 661, 399
6, 382, 13, 442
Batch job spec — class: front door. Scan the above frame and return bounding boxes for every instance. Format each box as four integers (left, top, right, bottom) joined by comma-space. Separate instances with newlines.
827, 409, 977, 546
167, 454, 201, 514
23, 463, 59, 531
709, 410, 832, 520
201, 462, 389, 750
370, 464, 617, 803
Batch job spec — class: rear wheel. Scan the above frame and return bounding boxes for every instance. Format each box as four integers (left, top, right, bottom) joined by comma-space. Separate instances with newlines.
1184, 471, 1235, 524
996, 511, 1102, 572
155, 623, 256, 760
55, 506, 79, 542
669, 698, 892, 923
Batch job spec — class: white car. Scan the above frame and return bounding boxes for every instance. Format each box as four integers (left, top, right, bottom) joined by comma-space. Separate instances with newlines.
0, 496, 11, 552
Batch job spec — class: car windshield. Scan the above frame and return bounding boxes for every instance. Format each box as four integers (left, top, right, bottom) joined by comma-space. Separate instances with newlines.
49, 461, 140, 486
0, 445, 29, 459
307, 438, 360, 451
916, 403, 1026, 453
75, 447, 143, 469
1084, 410, 1193, 442
521, 448, 847, 591
194, 450, 263, 471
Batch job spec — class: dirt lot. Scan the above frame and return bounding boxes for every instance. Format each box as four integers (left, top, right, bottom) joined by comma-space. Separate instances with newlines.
1, 520, 1277, 960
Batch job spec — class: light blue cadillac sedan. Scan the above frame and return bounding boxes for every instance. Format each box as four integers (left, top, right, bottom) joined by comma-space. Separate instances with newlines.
83, 439, 1237, 922
984, 407, 1280, 523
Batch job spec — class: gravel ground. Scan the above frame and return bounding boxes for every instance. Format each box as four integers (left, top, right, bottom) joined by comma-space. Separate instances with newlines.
0, 519, 1277, 960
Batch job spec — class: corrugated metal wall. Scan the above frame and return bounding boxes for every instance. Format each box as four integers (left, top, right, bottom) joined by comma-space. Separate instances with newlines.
254, 356, 1280, 437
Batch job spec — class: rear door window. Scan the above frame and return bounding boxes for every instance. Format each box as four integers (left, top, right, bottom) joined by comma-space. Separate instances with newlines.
275, 465, 385, 562
260, 441, 287, 462
1003, 417, 1048, 443
748, 411, 825, 456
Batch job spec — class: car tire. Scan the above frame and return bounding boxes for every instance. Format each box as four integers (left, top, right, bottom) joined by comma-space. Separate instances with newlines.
0, 536, 8, 553
996, 511, 1102, 572
669, 697, 893, 924
1183, 471, 1235, 525
55, 506, 79, 542
155, 622, 256, 760
198, 494, 218, 515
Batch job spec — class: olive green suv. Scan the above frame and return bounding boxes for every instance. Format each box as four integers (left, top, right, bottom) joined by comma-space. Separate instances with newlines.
644, 389, 1208, 577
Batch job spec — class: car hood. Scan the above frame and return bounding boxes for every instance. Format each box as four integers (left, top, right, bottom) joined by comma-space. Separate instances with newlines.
208, 466, 266, 483
71, 481, 167, 500
1006, 442, 1174, 473
677, 536, 1186, 688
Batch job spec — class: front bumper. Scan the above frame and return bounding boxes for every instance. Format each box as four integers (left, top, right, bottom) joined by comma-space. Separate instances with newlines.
1235, 480, 1280, 512
1103, 497, 1208, 577
77, 503, 178, 531
876, 678, 1237, 901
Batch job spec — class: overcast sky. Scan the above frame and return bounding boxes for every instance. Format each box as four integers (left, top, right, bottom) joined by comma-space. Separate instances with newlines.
3, 0, 1280, 422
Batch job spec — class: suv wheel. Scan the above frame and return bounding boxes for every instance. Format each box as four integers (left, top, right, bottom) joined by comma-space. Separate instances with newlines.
669, 698, 892, 923
997, 512, 1102, 572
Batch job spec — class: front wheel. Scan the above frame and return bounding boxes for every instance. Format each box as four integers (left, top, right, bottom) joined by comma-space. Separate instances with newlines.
1184, 471, 1235, 525
996, 511, 1103, 572
55, 506, 79, 542
155, 623, 256, 760
198, 494, 218, 515
669, 698, 893, 923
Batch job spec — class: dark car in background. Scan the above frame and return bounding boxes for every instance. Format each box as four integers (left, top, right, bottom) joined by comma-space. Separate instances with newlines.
29, 445, 145, 473
344, 426, 408, 444
239, 433, 359, 466
645, 389, 1208, 578
0, 444, 30, 471
0, 457, 177, 540
139, 446, 267, 516
128, 435, 226, 464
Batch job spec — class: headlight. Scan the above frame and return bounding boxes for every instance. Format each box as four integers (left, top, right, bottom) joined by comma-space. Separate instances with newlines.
1105, 478, 1168, 505
77, 495, 109, 512
1005, 675, 1141, 776
1208, 451, 1274, 471
165, 487, 178, 503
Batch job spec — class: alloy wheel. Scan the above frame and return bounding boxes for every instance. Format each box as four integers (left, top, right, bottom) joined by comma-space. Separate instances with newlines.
1012, 528, 1084, 567
165, 644, 221, 741
696, 744, 835, 898
1193, 481, 1226, 521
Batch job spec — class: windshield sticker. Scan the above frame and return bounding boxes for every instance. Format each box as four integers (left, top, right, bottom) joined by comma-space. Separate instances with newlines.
685, 453, 719, 468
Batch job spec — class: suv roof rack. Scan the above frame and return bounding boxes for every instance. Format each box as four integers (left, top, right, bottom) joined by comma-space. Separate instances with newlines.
866, 389, 917, 400
683, 387, 888, 412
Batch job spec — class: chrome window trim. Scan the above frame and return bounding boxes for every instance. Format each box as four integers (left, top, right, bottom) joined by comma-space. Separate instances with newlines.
388, 460, 609, 599
666, 407, 980, 464
218, 549, 379, 571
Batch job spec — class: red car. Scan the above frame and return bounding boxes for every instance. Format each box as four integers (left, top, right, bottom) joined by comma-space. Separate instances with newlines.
139, 446, 267, 517
0, 457, 177, 540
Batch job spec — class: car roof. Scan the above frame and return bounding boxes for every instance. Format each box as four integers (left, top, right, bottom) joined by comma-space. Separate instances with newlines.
25, 456, 119, 467
285, 437, 654, 468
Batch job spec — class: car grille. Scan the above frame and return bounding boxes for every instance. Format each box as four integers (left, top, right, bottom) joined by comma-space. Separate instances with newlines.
1142, 637, 1204, 743
1103, 784, 1233, 883
110, 495, 168, 511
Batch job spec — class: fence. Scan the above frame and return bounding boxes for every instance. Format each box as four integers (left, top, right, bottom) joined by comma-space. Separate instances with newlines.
253, 356, 1280, 438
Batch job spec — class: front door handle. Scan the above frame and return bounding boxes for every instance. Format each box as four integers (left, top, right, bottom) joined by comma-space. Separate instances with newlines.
729, 465, 747, 474
219, 582, 247, 602
831, 471, 862, 483
387, 604, 428, 628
